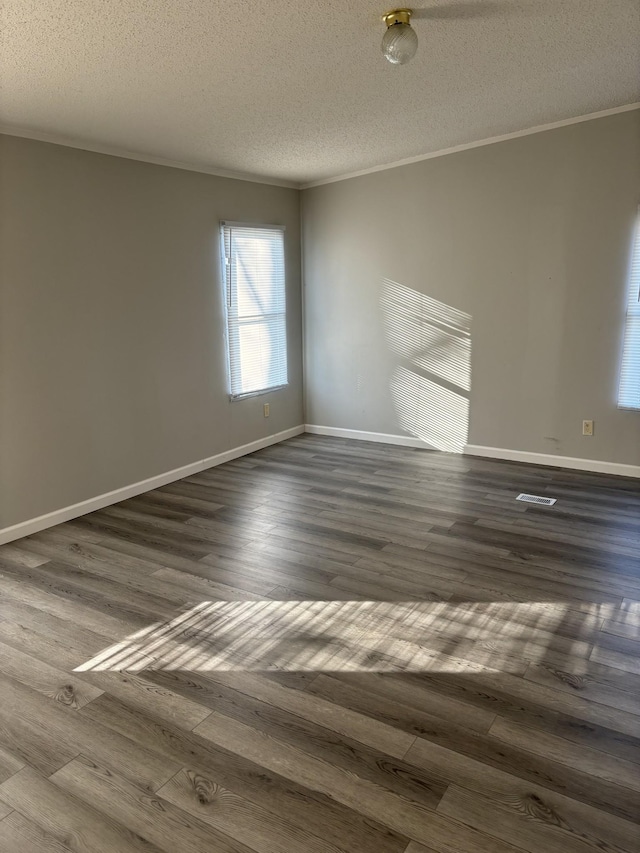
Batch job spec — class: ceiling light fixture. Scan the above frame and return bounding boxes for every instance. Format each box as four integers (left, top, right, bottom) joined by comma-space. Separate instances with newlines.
381, 9, 418, 66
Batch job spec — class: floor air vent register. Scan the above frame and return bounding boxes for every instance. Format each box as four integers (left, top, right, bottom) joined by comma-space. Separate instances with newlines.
516, 493, 557, 506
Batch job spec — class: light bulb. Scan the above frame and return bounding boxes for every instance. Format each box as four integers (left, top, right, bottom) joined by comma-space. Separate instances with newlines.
382, 21, 418, 65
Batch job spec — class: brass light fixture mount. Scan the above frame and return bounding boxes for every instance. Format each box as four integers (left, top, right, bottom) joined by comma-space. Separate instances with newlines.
382, 8, 412, 27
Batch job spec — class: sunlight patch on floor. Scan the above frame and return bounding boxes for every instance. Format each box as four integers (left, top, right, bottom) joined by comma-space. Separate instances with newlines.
74, 599, 612, 673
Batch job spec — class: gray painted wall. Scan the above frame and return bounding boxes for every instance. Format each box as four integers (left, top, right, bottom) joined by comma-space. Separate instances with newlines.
302, 110, 640, 466
2, 112, 638, 530
0, 135, 303, 528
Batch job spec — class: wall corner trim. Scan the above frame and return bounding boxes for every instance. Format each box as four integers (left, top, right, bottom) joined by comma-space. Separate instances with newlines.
464, 444, 640, 479
0, 425, 305, 546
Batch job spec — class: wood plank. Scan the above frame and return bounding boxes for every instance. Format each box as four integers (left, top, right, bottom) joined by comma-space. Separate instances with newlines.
0, 673, 179, 790
0, 743, 26, 784
590, 644, 640, 675
0, 811, 74, 853
193, 710, 520, 851
0, 574, 136, 640
52, 756, 256, 853
392, 670, 640, 741
307, 674, 640, 824
79, 692, 409, 853
523, 662, 640, 716
310, 672, 498, 733
80, 671, 211, 729
0, 640, 103, 710
406, 726, 640, 826
0, 766, 165, 853
489, 716, 640, 791
0, 545, 50, 568
0, 607, 124, 671
144, 671, 446, 808
437, 783, 637, 853
157, 766, 353, 853
190, 670, 416, 759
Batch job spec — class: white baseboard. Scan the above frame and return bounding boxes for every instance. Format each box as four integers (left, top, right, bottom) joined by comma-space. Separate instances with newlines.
465, 444, 640, 479
199, 425, 305, 469
0, 425, 305, 546
305, 426, 640, 478
304, 424, 435, 449
4, 425, 636, 547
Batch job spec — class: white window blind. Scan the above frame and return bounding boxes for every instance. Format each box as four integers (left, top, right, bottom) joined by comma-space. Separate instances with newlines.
221, 223, 287, 399
618, 213, 640, 410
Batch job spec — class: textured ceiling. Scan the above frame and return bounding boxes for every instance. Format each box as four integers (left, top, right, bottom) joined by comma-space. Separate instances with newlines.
2, 0, 639, 185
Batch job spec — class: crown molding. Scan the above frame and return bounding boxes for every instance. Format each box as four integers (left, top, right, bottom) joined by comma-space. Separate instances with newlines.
2, 102, 639, 191
300, 103, 640, 189
0, 124, 299, 189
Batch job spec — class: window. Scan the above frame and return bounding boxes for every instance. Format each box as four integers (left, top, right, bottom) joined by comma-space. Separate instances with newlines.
221, 222, 287, 399
618, 212, 640, 410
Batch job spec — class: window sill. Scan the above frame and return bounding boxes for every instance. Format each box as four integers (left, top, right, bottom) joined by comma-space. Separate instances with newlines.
229, 384, 288, 401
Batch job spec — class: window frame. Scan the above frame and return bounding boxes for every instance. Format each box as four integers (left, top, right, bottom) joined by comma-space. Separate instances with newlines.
617, 209, 640, 411
220, 220, 288, 401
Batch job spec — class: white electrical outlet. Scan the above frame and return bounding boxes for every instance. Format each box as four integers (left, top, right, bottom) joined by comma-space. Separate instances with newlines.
263, 403, 270, 418
582, 420, 593, 436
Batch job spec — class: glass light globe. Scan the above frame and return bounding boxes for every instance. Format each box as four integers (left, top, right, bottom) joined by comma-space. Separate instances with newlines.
382, 22, 418, 65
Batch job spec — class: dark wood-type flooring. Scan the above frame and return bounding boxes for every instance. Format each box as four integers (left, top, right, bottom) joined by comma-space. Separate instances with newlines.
1, 434, 639, 852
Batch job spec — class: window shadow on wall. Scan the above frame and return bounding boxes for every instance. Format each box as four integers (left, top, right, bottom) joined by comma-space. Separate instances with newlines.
380, 279, 471, 452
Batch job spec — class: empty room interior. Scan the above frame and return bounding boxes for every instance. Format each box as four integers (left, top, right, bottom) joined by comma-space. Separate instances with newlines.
1, 2, 640, 851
